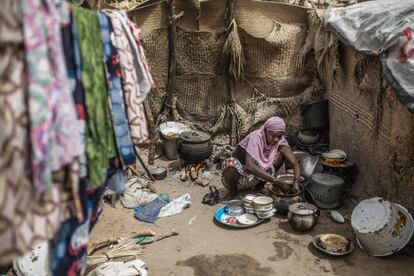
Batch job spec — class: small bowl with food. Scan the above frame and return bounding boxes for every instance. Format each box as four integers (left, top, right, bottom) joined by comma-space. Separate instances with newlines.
319, 234, 349, 253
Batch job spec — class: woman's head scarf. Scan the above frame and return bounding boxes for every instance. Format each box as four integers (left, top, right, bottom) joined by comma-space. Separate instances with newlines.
238, 116, 289, 169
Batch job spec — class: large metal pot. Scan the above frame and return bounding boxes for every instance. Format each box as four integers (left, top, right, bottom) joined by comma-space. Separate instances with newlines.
287, 203, 319, 232
177, 130, 213, 164
308, 173, 345, 209
351, 197, 414, 256
301, 99, 329, 130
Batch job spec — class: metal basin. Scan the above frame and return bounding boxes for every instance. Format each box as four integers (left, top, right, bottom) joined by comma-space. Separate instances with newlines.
300, 155, 319, 179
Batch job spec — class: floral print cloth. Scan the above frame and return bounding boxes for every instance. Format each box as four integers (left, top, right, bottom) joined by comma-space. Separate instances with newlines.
104, 10, 149, 145
221, 157, 276, 191
0, 0, 79, 265
22, 0, 81, 192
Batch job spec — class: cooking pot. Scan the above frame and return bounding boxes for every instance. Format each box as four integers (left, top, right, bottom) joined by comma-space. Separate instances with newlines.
177, 131, 213, 164
301, 99, 329, 130
297, 130, 320, 145
159, 122, 190, 160
287, 203, 319, 232
253, 196, 274, 212
265, 174, 305, 215
149, 166, 167, 180
225, 200, 244, 216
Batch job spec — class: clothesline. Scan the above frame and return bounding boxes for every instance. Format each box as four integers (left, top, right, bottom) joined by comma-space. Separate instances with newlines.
0, 0, 155, 274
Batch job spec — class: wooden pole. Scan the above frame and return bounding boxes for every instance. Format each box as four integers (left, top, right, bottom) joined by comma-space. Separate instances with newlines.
166, 0, 177, 119
134, 146, 156, 181
225, 0, 238, 146
143, 97, 155, 165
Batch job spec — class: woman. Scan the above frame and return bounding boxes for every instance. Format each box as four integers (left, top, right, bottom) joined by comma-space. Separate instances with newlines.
221, 116, 301, 198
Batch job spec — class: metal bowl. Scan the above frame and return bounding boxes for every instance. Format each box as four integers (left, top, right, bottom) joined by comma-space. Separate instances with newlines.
159, 121, 190, 140
226, 200, 244, 216
150, 166, 168, 180
300, 155, 319, 179
293, 150, 310, 164
297, 130, 320, 145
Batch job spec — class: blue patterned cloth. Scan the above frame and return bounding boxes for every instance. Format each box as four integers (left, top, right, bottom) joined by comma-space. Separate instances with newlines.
98, 12, 136, 168
134, 193, 170, 223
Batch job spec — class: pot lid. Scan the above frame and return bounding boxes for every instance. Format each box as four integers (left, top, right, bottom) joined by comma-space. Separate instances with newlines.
311, 173, 344, 187
179, 130, 211, 143
351, 197, 392, 234
289, 203, 318, 215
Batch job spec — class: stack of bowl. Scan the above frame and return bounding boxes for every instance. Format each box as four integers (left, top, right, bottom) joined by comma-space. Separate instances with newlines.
253, 196, 275, 219
242, 194, 257, 214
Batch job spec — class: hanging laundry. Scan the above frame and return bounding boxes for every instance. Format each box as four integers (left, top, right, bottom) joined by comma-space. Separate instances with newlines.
0, 0, 78, 265
60, 1, 89, 181
22, 0, 81, 192
104, 10, 150, 145
50, 181, 108, 276
98, 12, 136, 168
73, 6, 118, 189
127, 19, 156, 91
113, 10, 152, 102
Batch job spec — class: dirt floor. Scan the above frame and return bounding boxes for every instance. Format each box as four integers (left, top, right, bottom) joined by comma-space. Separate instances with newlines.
90, 155, 414, 276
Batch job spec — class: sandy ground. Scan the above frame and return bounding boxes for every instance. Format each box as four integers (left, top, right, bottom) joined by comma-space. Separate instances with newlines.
90, 156, 414, 276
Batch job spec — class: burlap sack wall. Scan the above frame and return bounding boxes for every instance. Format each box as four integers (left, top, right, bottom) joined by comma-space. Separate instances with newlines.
131, 0, 318, 141
306, 10, 414, 209
130, 1, 413, 208
232, 0, 317, 139
327, 46, 414, 209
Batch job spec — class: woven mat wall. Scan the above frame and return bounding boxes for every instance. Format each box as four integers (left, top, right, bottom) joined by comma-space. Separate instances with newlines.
131, 1, 414, 208
131, 0, 317, 137
305, 9, 414, 209
326, 46, 414, 209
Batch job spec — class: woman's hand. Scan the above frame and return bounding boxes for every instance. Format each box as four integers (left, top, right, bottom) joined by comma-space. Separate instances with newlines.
293, 179, 301, 193
273, 178, 291, 194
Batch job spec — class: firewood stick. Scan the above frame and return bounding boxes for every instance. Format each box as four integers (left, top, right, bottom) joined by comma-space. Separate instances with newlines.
88, 238, 119, 254
128, 166, 144, 177
156, 230, 178, 241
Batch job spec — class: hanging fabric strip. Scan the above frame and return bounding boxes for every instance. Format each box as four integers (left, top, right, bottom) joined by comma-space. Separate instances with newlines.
59, 1, 89, 181
73, 6, 118, 188
1, 0, 76, 264
98, 12, 136, 168
113, 10, 152, 102
104, 10, 149, 145
22, 0, 81, 192
127, 19, 156, 91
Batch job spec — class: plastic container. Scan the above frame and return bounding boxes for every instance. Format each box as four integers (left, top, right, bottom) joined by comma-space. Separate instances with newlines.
159, 122, 190, 160
308, 173, 345, 209
301, 99, 329, 130
351, 197, 414, 256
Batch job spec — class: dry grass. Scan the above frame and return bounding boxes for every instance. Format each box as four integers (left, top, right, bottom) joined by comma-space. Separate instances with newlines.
222, 19, 245, 82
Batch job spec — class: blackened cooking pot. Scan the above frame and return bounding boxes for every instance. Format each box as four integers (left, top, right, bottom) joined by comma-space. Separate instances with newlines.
177, 130, 213, 164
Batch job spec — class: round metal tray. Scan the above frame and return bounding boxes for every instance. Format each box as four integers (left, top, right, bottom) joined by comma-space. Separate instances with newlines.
214, 206, 265, 228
